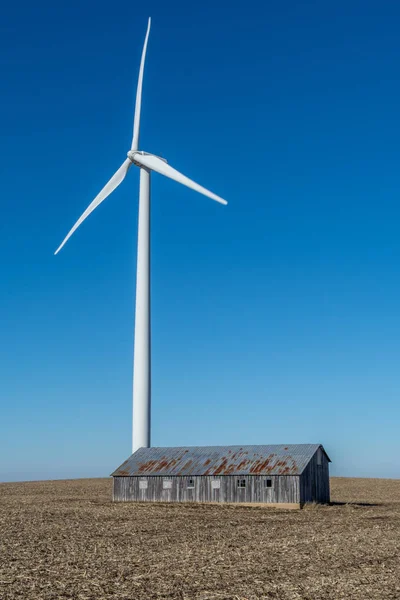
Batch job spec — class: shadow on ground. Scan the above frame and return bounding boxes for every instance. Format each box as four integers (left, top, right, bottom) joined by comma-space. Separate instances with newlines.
330, 501, 381, 507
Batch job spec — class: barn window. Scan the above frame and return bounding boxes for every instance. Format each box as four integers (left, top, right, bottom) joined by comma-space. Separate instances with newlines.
237, 479, 246, 488
265, 479, 272, 488
317, 449, 322, 466
187, 478, 195, 489
162, 479, 173, 489
211, 479, 221, 489
139, 479, 148, 490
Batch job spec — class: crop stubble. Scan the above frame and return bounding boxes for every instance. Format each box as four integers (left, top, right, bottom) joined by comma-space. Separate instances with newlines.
0, 477, 399, 599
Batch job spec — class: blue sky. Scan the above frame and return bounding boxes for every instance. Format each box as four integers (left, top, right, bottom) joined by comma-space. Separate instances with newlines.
1, 0, 400, 481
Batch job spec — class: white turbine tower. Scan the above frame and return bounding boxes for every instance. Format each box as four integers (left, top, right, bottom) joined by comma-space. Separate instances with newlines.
55, 18, 227, 453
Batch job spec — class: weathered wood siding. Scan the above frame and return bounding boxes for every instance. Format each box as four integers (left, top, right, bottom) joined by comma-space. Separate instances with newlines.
300, 448, 330, 504
113, 475, 300, 504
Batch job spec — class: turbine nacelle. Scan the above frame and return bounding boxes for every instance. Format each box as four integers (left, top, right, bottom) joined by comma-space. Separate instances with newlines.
127, 150, 168, 167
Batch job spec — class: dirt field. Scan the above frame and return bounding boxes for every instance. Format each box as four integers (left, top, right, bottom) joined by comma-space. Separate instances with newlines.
0, 477, 399, 600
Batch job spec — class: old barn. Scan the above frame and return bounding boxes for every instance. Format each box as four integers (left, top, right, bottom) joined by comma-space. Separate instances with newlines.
112, 444, 331, 507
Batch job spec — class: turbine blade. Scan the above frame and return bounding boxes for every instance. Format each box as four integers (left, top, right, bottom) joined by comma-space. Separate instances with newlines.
54, 158, 132, 255
134, 154, 227, 205
131, 18, 151, 151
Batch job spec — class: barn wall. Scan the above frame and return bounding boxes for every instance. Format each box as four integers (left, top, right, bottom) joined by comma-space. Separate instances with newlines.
300, 449, 330, 504
113, 475, 300, 504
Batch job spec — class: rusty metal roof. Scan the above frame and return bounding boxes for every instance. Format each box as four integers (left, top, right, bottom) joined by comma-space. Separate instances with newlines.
111, 444, 330, 477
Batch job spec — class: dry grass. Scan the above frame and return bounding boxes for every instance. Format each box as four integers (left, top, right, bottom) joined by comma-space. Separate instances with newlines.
1, 477, 399, 599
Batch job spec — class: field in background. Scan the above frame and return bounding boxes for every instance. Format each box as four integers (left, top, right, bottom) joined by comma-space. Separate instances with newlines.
1, 477, 399, 600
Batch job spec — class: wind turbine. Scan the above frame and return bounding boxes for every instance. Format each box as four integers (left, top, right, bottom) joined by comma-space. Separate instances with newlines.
55, 18, 227, 453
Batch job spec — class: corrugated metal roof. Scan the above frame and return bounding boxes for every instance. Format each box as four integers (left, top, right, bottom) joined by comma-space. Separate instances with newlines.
111, 444, 330, 477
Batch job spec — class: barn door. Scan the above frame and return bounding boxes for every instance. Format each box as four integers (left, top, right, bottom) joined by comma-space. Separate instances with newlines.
211, 478, 221, 502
